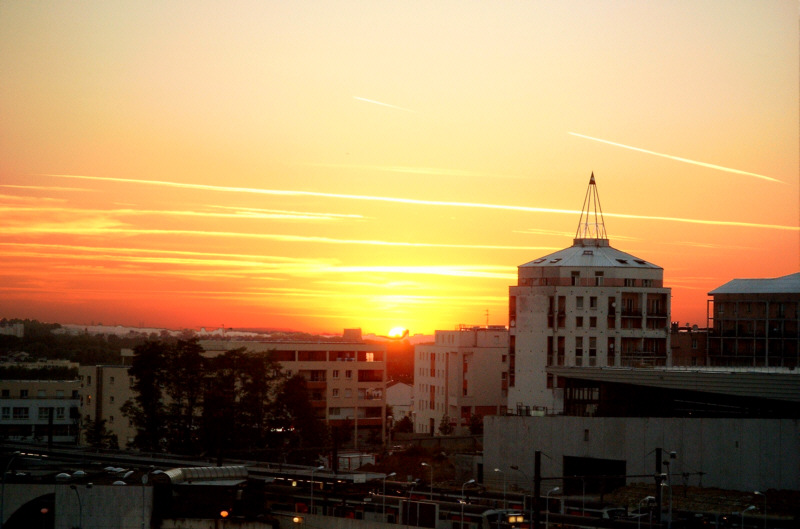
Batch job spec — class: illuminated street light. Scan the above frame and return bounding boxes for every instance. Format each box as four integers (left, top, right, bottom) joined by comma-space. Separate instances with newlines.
493, 468, 506, 509
461, 479, 475, 527
741, 505, 756, 529
753, 491, 766, 529
421, 462, 433, 500
383, 472, 396, 518
309, 465, 324, 515
545, 487, 560, 529
638, 496, 655, 529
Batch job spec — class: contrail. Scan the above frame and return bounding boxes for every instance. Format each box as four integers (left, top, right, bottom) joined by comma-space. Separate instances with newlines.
353, 96, 416, 113
569, 132, 782, 184
44, 173, 797, 231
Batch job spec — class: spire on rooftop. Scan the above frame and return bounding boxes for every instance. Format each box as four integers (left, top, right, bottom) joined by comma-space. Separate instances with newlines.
574, 172, 608, 244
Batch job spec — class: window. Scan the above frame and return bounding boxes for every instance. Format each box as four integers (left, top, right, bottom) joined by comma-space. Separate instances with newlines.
501, 355, 507, 363
345, 370, 352, 380
56, 407, 65, 419
13, 407, 29, 420
365, 352, 374, 362
624, 278, 635, 287
590, 317, 597, 328
575, 337, 583, 366
39, 408, 51, 420
571, 271, 580, 285
595, 272, 604, 286
109, 396, 115, 404
20, 390, 28, 398
691, 339, 698, 350
87, 376, 92, 386
501, 372, 507, 380
642, 279, 652, 287
332, 388, 340, 398
333, 369, 340, 379
344, 389, 352, 398
37, 390, 46, 398
56, 390, 64, 398
1, 390, 8, 397
1, 408, 9, 420
110, 376, 115, 385
576, 316, 583, 328
576, 296, 584, 309
590, 297, 597, 309
329, 407, 340, 416
109, 415, 114, 423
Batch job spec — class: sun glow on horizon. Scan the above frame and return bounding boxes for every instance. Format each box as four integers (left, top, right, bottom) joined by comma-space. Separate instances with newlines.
388, 327, 409, 339
0, 2, 796, 334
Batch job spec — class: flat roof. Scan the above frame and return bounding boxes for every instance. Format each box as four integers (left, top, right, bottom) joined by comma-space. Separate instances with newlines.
547, 366, 800, 403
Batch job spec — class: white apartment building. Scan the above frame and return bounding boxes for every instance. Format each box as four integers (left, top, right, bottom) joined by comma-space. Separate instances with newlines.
413, 326, 509, 435
508, 175, 671, 414
79, 362, 138, 448
201, 339, 387, 447
0, 379, 81, 443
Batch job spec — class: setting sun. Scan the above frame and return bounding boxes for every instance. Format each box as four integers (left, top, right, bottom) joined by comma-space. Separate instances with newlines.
388, 327, 409, 339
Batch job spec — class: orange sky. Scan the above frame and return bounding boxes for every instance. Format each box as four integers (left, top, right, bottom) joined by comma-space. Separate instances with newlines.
1, 2, 797, 335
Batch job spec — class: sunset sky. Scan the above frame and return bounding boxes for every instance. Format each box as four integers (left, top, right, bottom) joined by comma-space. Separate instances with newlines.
1, 2, 797, 335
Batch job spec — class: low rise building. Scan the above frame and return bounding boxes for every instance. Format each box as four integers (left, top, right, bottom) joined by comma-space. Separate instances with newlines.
0, 379, 81, 443
201, 339, 387, 447
413, 326, 508, 435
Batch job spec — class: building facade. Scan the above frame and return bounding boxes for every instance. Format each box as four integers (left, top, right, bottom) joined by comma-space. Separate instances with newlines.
508, 175, 671, 414
413, 326, 509, 435
78, 363, 138, 449
201, 340, 387, 447
707, 272, 800, 367
0, 379, 81, 443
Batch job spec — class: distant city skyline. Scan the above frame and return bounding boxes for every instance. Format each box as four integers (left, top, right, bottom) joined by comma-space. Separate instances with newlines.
1, 2, 797, 335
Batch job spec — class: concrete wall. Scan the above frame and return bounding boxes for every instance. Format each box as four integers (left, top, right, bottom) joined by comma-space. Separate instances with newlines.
484, 415, 800, 492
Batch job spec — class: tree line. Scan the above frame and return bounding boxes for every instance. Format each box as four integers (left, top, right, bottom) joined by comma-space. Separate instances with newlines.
118, 338, 328, 464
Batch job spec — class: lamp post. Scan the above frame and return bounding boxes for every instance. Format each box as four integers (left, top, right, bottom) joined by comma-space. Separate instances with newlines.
660, 482, 673, 529
638, 496, 655, 529
383, 472, 396, 518
461, 479, 475, 528
754, 491, 766, 529
741, 505, 756, 529
510, 465, 532, 528
309, 465, 324, 515
545, 487, 560, 529
69, 485, 83, 529
0, 451, 20, 529
493, 468, 506, 509
421, 462, 433, 500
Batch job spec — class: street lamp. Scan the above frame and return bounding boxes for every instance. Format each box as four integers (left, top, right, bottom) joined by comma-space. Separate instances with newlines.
383, 472, 396, 518
461, 479, 475, 528
421, 462, 433, 500
309, 465, 324, 515
545, 487, 560, 529
69, 485, 83, 529
0, 451, 20, 529
638, 496, 655, 529
741, 505, 756, 529
510, 465, 532, 527
493, 468, 506, 509
754, 491, 766, 529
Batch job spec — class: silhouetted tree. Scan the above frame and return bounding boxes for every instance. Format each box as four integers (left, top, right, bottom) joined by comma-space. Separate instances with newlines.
163, 338, 206, 454
392, 416, 413, 434
468, 414, 483, 435
269, 375, 328, 463
438, 414, 454, 436
83, 417, 119, 449
121, 340, 169, 451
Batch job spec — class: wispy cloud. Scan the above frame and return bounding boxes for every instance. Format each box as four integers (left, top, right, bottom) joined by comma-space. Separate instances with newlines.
353, 96, 416, 113
44, 174, 798, 231
569, 132, 782, 183
303, 162, 517, 180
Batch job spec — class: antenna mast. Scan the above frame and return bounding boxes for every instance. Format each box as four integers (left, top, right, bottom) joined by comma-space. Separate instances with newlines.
575, 172, 608, 241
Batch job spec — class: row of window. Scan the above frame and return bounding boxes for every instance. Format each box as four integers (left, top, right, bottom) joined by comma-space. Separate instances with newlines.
1, 389, 79, 399
1, 406, 68, 420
